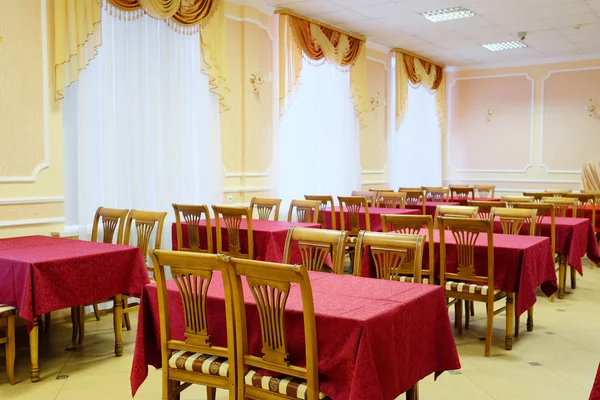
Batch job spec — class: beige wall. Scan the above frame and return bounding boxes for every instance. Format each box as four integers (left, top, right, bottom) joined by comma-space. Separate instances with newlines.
445, 58, 600, 196
0, 0, 64, 238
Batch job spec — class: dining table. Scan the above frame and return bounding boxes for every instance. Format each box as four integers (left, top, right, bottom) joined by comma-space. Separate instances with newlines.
590, 363, 600, 400
322, 206, 419, 231
406, 201, 461, 216
171, 219, 322, 264
130, 271, 461, 400
452, 197, 503, 206
0, 235, 149, 382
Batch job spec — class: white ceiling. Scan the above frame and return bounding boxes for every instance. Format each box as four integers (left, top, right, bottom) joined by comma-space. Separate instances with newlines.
239, 0, 600, 68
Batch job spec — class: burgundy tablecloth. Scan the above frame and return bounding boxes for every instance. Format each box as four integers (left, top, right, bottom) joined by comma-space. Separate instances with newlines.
566, 205, 600, 233
323, 206, 419, 232
0, 235, 149, 322
590, 363, 600, 400
172, 220, 321, 264
130, 272, 461, 400
406, 201, 461, 216
493, 217, 600, 274
360, 230, 557, 316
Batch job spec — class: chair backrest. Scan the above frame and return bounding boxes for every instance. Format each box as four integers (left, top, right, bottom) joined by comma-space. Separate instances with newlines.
212, 205, 254, 260
124, 210, 167, 275
354, 231, 425, 282
502, 196, 534, 205
249, 197, 282, 221
377, 191, 406, 209
149, 250, 236, 390
450, 187, 475, 201
474, 185, 495, 198
439, 217, 494, 291
541, 197, 577, 218
522, 192, 545, 202
287, 200, 320, 224
337, 196, 370, 234
467, 200, 504, 219
400, 188, 425, 215
490, 207, 537, 236
565, 193, 596, 228
423, 187, 450, 202
304, 195, 336, 230
381, 214, 435, 284
172, 204, 213, 253
513, 202, 556, 255
91, 207, 129, 244
545, 189, 571, 197
229, 258, 320, 400
282, 227, 348, 274
434, 205, 479, 229
448, 184, 471, 189
351, 191, 377, 206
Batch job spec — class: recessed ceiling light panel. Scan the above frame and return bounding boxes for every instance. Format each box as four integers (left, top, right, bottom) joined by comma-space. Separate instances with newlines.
421, 6, 476, 23
482, 41, 528, 52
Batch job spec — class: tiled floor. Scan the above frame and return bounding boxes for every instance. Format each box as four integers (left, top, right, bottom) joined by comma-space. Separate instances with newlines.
1, 266, 599, 400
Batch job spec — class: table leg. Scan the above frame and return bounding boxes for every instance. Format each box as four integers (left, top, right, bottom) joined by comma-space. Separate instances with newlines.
406, 382, 419, 400
113, 295, 123, 357
71, 306, 79, 344
570, 266, 576, 289
29, 317, 40, 382
505, 293, 514, 351
527, 307, 534, 332
558, 255, 566, 299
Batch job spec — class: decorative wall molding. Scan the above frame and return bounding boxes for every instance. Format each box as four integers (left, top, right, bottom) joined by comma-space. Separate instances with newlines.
224, 172, 269, 178
223, 186, 275, 193
446, 73, 535, 174
366, 40, 391, 54
539, 66, 600, 174
0, 196, 64, 205
361, 180, 390, 185
0, 217, 64, 228
361, 165, 387, 175
443, 177, 580, 184
226, 14, 273, 42
447, 52, 600, 72
0, 0, 50, 183
366, 56, 389, 72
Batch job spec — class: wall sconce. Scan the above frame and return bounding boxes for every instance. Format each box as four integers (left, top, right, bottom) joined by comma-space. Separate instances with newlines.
249, 71, 272, 92
485, 109, 493, 121
369, 92, 387, 111
0, 30, 4, 43
586, 99, 596, 117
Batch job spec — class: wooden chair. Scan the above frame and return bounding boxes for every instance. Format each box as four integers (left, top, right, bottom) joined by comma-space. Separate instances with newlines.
121, 209, 167, 330
354, 231, 426, 283
489, 207, 537, 337
351, 190, 377, 206
400, 188, 426, 215
338, 196, 370, 266
512, 203, 556, 256
545, 189, 571, 197
565, 193, 596, 228
149, 250, 236, 400
377, 191, 406, 209
173, 204, 213, 253
474, 185, 495, 198
439, 217, 512, 357
433, 205, 479, 229
381, 214, 435, 285
448, 184, 471, 189
212, 206, 254, 260
0, 305, 16, 385
287, 200, 321, 223
450, 187, 475, 202
283, 227, 348, 274
423, 187, 450, 202
249, 197, 282, 221
304, 195, 336, 230
502, 196, 534, 204
541, 197, 578, 218
522, 192, 545, 202
229, 258, 328, 400
468, 200, 505, 219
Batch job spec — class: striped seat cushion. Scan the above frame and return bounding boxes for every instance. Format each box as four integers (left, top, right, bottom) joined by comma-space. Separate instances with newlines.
0, 305, 16, 318
168, 350, 229, 377
398, 276, 430, 284
245, 370, 330, 400
445, 281, 501, 296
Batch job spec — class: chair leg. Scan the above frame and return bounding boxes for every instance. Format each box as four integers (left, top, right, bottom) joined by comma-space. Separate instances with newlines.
527, 307, 534, 332
470, 301, 475, 316
457, 300, 463, 335
44, 312, 51, 334
93, 303, 101, 321
6, 314, 15, 385
206, 386, 216, 400
465, 301, 470, 330
570, 266, 577, 289
505, 293, 514, 351
514, 294, 520, 338
485, 302, 494, 357
78, 305, 85, 345
71, 306, 79, 344
168, 380, 181, 400
123, 296, 132, 331
558, 256, 566, 299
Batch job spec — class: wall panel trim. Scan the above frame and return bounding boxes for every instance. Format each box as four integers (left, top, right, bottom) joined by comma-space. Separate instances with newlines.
0, 217, 64, 228
0, 196, 64, 205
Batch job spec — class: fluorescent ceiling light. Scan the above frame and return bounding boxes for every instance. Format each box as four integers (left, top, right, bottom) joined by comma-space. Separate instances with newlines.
482, 41, 528, 51
421, 6, 475, 23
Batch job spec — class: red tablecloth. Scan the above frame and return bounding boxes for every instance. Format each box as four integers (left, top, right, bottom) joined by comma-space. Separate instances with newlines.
590, 363, 600, 400
493, 217, 600, 275
566, 205, 600, 233
130, 272, 461, 400
0, 235, 149, 322
360, 230, 557, 316
453, 197, 502, 206
171, 220, 321, 264
406, 201, 461, 216
323, 206, 419, 231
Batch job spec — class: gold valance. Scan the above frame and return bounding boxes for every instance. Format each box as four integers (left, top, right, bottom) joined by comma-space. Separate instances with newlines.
108, 0, 217, 28
394, 51, 446, 134
278, 11, 368, 128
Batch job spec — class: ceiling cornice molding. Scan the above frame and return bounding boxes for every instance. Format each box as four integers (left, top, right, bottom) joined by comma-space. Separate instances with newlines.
366, 40, 391, 54
448, 52, 600, 72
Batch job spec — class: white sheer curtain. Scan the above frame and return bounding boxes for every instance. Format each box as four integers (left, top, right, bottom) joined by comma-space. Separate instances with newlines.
276, 59, 360, 216
391, 83, 442, 188
62, 7, 223, 250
